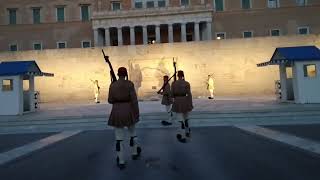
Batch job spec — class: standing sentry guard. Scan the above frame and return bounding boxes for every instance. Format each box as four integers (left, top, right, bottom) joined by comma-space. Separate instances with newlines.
207, 74, 215, 100
90, 79, 100, 103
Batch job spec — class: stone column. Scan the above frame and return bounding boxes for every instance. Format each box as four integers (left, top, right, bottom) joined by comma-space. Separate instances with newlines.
117, 27, 123, 46
94, 28, 100, 47
29, 76, 35, 112
105, 28, 110, 46
18, 76, 23, 115
155, 25, 161, 43
181, 23, 186, 42
143, 26, 148, 45
279, 63, 288, 102
168, 24, 173, 43
207, 21, 212, 40
194, 22, 200, 41
292, 63, 302, 103
130, 26, 135, 45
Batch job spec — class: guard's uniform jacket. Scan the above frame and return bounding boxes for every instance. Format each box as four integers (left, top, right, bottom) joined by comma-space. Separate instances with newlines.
108, 79, 139, 128
171, 79, 193, 113
161, 84, 173, 106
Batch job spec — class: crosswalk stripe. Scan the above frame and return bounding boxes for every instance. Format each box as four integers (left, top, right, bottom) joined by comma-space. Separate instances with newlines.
0, 130, 81, 165
235, 125, 320, 155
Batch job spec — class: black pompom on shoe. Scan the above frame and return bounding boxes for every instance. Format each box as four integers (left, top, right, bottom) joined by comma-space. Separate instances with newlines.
176, 134, 187, 143
118, 163, 126, 170
186, 132, 191, 138
161, 120, 172, 126
116, 157, 126, 170
132, 147, 142, 160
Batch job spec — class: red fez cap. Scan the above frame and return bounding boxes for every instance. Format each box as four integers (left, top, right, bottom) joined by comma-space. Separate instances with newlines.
118, 67, 128, 76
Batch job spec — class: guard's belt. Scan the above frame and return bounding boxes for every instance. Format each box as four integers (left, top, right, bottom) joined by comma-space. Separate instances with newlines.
174, 94, 187, 97
114, 99, 131, 103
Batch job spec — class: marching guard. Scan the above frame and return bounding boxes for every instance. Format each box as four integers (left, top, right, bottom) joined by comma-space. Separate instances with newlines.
107, 67, 142, 169
158, 75, 173, 126
171, 70, 193, 143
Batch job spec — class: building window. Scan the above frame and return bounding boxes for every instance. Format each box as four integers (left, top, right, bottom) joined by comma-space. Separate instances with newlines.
8, 9, 17, 25
241, 0, 251, 9
57, 42, 67, 49
303, 64, 316, 78
2, 79, 13, 91
81, 5, 89, 21
214, 0, 224, 11
56, 7, 65, 22
296, 0, 307, 6
146, 1, 155, 8
268, 0, 280, 8
32, 8, 41, 24
134, 0, 143, 8
216, 32, 226, 40
9, 44, 18, 51
181, 0, 189, 6
158, 0, 166, 7
33, 42, 42, 50
243, 31, 253, 38
286, 67, 293, 78
298, 26, 309, 35
270, 29, 280, 36
111, 2, 121, 11
82, 41, 91, 48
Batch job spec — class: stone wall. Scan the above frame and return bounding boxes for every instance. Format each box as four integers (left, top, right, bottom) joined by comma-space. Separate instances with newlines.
0, 35, 319, 102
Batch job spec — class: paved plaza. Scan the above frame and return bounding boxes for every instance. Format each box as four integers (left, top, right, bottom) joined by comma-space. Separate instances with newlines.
0, 97, 320, 180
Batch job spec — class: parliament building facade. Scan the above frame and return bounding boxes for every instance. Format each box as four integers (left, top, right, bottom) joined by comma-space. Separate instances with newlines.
0, 0, 319, 52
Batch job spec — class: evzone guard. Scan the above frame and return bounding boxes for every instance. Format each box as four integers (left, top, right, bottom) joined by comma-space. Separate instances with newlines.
157, 58, 177, 126
103, 50, 141, 170
207, 74, 215, 99
157, 75, 173, 126
171, 70, 193, 143
90, 79, 100, 103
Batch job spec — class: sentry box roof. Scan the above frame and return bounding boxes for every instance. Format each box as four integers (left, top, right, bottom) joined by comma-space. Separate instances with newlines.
0, 61, 53, 77
257, 46, 320, 67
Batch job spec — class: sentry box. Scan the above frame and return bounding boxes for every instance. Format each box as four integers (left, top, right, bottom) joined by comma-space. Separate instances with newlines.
0, 61, 53, 115
257, 46, 320, 104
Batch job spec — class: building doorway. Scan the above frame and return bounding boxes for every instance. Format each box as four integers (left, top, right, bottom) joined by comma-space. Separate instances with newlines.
23, 77, 31, 112
285, 66, 294, 101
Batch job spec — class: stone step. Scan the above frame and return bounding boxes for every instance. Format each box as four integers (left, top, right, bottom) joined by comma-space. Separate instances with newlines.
1, 114, 320, 134
1, 110, 320, 127
1, 106, 320, 122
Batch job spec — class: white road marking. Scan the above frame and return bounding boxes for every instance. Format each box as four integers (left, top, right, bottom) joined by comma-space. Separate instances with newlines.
235, 125, 320, 155
0, 130, 81, 165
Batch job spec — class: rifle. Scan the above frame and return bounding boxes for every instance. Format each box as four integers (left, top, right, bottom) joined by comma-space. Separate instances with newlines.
173, 57, 177, 82
102, 49, 117, 83
157, 58, 177, 94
